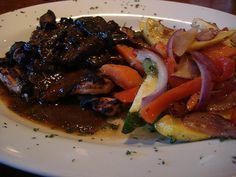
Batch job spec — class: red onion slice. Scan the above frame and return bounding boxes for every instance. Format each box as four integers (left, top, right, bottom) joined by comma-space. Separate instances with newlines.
167, 29, 184, 60
173, 28, 197, 56
135, 49, 168, 106
196, 28, 219, 41
190, 51, 214, 110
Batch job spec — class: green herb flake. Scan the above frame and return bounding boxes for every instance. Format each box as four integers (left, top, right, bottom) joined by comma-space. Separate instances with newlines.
219, 137, 228, 142
153, 146, 158, 152
126, 150, 132, 155
135, 4, 140, 8
78, 139, 83, 142
45, 134, 58, 138
126, 150, 137, 156
33, 128, 39, 132
143, 58, 157, 75
169, 136, 177, 144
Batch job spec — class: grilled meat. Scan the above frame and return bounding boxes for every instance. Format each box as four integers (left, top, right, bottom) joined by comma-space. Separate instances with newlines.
80, 96, 121, 116
34, 69, 114, 102
82, 53, 127, 69
0, 66, 32, 96
0, 10, 138, 118
39, 10, 57, 30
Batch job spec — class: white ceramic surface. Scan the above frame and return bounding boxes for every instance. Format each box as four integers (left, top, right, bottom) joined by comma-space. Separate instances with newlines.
0, 1, 236, 177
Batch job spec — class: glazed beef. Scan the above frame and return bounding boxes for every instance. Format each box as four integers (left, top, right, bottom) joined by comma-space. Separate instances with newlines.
39, 10, 57, 30
34, 69, 114, 102
75, 16, 120, 39
0, 10, 132, 116
0, 66, 32, 97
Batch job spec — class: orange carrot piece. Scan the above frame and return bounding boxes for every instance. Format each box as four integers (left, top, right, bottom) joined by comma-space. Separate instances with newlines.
140, 77, 202, 124
114, 86, 140, 103
116, 44, 144, 74
100, 64, 143, 89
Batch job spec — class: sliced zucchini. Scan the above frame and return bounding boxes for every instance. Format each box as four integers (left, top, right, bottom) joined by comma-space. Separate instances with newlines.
155, 115, 210, 141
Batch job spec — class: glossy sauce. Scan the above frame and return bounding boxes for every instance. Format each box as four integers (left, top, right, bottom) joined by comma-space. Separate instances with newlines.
0, 82, 110, 135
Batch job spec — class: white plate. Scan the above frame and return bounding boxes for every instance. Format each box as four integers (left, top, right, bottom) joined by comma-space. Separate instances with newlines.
0, 1, 236, 177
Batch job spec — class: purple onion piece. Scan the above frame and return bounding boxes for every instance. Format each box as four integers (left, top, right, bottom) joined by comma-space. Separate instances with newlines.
190, 51, 214, 110
196, 29, 219, 41
166, 29, 184, 59
135, 49, 168, 107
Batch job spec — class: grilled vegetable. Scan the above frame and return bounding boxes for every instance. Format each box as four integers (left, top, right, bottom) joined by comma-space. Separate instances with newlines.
155, 115, 210, 141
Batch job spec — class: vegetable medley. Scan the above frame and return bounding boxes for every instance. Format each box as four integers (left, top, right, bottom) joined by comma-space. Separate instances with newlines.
113, 18, 236, 142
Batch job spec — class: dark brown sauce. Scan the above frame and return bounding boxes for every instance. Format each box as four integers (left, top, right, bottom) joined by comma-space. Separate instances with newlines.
0, 82, 108, 135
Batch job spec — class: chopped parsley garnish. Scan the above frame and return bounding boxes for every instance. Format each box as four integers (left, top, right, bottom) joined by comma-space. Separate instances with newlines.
45, 134, 58, 138
33, 128, 39, 132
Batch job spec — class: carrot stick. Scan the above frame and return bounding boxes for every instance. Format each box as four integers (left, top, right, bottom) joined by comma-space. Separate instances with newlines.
116, 44, 144, 74
100, 64, 143, 89
140, 77, 202, 124
114, 86, 140, 103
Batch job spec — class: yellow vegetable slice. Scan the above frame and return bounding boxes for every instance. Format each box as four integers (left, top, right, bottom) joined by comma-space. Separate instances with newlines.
129, 74, 158, 112
140, 18, 174, 45
188, 30, 236, 51
155, 115, 210, 141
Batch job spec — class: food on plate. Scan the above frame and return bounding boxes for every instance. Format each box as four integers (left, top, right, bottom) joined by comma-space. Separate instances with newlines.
0, 10, 236, 142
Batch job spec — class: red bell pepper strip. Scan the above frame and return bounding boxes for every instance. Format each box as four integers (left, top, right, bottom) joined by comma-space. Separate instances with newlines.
140, 77, 202, 124
114, 86, 140, 103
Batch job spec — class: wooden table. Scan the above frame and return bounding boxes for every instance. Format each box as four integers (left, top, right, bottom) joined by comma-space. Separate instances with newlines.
0, 0, 235, 177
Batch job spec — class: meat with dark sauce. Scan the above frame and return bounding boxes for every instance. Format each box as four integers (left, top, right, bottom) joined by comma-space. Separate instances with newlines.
80, 96, 121, 116
0, 10, 138, 134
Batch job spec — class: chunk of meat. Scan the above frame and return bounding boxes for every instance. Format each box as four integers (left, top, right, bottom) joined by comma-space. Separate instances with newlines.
39, 10, 56, 30
75, 16, 120, 39
80, 96, 121, 116
34, 69, 114, 102
71, 78, 114, 95
183, 112, 236, 138
0, 66, 32, 96
82, 53, 127, 69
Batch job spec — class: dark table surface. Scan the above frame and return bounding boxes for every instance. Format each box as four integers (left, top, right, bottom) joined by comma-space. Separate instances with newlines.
0, 0, 235, 176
